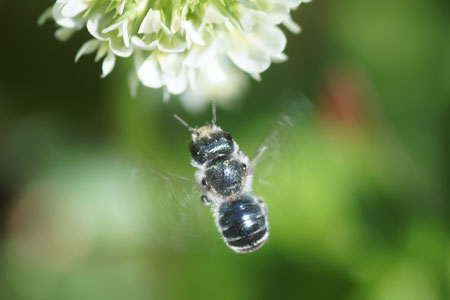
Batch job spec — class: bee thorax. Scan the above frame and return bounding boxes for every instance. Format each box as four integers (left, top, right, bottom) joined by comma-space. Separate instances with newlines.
205, 157, 242, 197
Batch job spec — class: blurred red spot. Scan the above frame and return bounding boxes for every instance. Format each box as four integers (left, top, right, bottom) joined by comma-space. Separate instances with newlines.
318, 65, 369, 127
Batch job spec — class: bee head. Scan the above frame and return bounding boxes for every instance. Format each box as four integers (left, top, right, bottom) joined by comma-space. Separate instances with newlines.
190, 126, 234, 164
174, 101, 233, 164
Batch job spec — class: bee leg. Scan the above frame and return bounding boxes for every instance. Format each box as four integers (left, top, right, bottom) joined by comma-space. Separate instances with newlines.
201, 195, 212, 206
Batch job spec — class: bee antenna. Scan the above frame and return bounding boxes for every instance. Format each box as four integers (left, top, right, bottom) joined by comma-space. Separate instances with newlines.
211, 98, 217, 126
173, 114, 196, 133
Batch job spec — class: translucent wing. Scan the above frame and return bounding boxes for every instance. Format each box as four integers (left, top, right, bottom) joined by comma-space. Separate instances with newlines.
128, 160, 213, 251
251, 93, 315, 194
125, 94, 313, 250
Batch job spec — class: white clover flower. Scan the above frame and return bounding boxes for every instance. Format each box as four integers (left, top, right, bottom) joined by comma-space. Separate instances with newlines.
40, 0, 311, 106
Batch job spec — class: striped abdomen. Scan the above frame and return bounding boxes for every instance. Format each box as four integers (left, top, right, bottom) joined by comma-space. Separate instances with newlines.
216, 195, 268, 253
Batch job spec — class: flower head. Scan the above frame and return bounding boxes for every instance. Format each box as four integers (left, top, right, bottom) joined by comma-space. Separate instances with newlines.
40, 0, 311, 106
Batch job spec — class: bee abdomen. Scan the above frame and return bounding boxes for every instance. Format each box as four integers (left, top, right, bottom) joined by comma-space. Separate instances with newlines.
217, 195, 268, 253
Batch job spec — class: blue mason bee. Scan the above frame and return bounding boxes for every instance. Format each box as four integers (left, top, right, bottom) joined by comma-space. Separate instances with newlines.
174, 102, 269, 253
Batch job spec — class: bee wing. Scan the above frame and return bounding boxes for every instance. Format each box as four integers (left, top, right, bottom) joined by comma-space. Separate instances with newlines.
252, 94, 314, 192
128, 161, 211, 250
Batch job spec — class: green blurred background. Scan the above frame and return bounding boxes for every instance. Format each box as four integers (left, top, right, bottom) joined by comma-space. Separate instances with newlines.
0, 0, 449, 299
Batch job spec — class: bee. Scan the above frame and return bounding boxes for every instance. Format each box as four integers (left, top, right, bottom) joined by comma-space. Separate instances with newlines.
174, 102, 269, 253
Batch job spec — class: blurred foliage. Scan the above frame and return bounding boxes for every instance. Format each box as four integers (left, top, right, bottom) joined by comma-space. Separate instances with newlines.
0, 0, 449, 300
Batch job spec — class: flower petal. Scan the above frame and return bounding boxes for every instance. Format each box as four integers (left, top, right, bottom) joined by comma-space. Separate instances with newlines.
226, 29, 271, 73
75, 39, 101, 62
271, 52, 288, 63
131, 36, 158, 50
95, 44, 108, 62
87, 14, 108, 41
101, 52, 116, 78
157, 35, 187, 53
139, 9, 170, 34
55, 27, 77, 41
37, 7, 53, 26
108, 35, 133, 57
253, 22, 287, 55
206, 60, 227, 84
135, 52, 163, 88
185, 40, 219, 68
128, 70, 139, 98
158, 53, 185, 78
283, 15, 301, 33
182, 21, 205, 47
164, 70, 187, 95
62, 0, 89, 18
